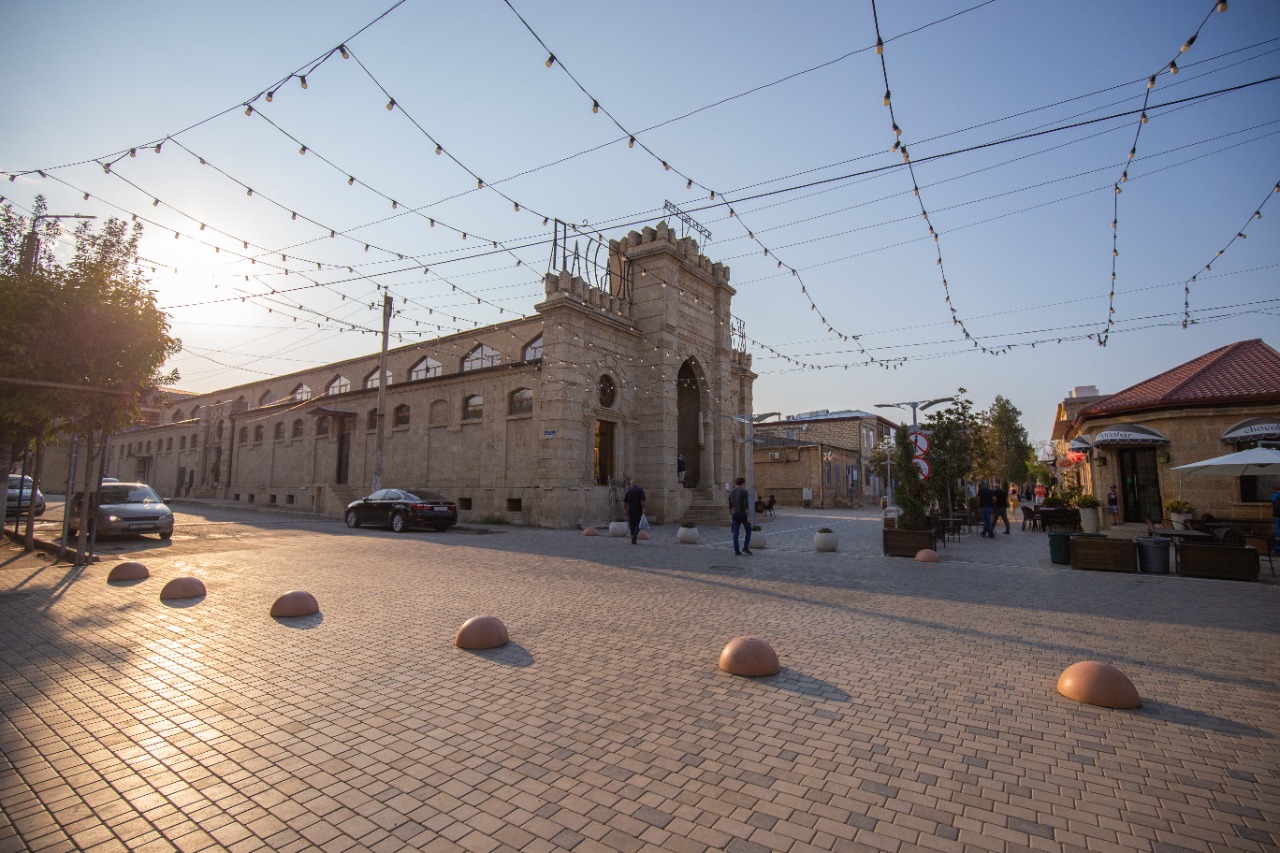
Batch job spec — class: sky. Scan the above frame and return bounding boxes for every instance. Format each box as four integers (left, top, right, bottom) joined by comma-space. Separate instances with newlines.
3, 0, 1278, 443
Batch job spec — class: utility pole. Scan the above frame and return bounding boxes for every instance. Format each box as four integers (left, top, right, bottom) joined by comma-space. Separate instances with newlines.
371, 293, 392, 492
18, 214, 96, 277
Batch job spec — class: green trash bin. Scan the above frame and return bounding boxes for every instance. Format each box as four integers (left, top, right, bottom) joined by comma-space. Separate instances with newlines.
1047, 531, 1074, 565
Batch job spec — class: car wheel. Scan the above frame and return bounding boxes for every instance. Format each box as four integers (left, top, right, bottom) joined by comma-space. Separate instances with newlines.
159, 530, 172, 540
345, 509, 361, 528
391, 512, 408, 533
433, 524, 450, 533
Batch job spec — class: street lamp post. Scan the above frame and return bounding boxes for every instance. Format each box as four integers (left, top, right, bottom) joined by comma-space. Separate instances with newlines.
874, 396, 956, 427
733, 411, 780, 526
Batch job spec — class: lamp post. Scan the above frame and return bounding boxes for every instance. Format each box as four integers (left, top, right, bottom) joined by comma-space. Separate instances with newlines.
18, 214, 97, 277
874, 396, 955, 427
733, 411, 780, 525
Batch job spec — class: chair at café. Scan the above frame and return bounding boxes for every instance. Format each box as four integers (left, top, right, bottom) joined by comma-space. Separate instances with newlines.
765, 495, 776, 518
1242, 532, 1276, 578
1021, 506, 1039, 531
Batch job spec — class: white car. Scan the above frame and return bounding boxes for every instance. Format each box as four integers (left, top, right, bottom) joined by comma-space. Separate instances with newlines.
69, 482, 174, 539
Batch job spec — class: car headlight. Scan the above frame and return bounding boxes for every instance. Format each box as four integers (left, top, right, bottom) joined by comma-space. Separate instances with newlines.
107, 514, 122, 522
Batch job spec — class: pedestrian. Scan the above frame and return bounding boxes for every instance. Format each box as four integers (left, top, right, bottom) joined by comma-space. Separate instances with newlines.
623, 479, 646, 545
676, 453, 686, 486
978, 481, 996, 538
728, 476, 752, 555
1271, 483, 1280, 553
1107, 484, 1119, 523
994, 482, 1011, 534
1033, 482, 1046, 506
1008, 483, 1019, 512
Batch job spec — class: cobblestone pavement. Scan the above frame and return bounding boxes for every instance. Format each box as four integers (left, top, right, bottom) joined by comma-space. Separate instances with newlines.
2, 507, 1278, 852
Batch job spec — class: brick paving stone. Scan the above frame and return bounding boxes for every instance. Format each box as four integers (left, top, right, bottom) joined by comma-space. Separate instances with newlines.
2, 507, 1279, 851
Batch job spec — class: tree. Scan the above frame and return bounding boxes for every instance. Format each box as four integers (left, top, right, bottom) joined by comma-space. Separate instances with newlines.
920, 389, 982, 516
891, 425, 930, 530
978, 395, 1033, 491
0, 201, 180, 554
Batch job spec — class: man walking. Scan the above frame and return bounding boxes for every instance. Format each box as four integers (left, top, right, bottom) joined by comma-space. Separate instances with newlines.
993, 482, 1011, 534
623, 479, 646, 545
728, 477, 752, 555
978, 481, 996, 539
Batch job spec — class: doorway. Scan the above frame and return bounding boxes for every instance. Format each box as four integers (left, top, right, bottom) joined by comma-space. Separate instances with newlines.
677, 360, 702, 488
336, 417, 351, 485
1117, 447, 1161, 523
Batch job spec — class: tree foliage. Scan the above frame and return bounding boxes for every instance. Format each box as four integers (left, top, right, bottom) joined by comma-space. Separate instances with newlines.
978, 395, 1033, 489
920, 389, 982, 516
0, 199, 181, 550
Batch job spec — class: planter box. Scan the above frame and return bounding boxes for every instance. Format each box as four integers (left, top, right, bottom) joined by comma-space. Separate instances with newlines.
608, 521, 629, 538
1070, 536, 1137, 573
883, 528, 935, 558
676, 526, 699, 545
813, 531, 838, 552
1178, 542, 1258, 582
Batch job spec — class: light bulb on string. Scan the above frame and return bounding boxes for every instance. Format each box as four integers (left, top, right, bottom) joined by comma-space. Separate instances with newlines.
1217, 1, 1227, 11
386, 98, 396, 110
1169, 60, 1178, 74
266, 91, 274, 103
339, 44, 349, 59
545, 53, 555, 68
1181, 35, 1196, 52
244, 105, 253, 116
591, 100, 599, 114
883, 89, 891, 106
299, 75, 307, 89
129, 148, 136, 157
299, 145, 307, 155
628, 136, 635, 148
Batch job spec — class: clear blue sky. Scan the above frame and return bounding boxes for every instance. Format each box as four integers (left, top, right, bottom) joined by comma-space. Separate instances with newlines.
4, 1, 1277, 442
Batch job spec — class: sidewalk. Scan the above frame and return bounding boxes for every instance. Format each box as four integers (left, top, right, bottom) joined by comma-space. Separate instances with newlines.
2, 508, 1278, 851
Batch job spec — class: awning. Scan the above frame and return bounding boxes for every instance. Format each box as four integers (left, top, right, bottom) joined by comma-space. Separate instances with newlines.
1092, 423, 1170, 446
1221, 416, 1280, 443
1068, 435, 1093, 452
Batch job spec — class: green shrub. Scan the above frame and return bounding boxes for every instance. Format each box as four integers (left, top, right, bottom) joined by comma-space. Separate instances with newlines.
681, 521, 697, 528
1164, 498, 1194, 514
477, 514, 509, 525
818, 527, 833, 534
751, 525, 762, 532
1075, 494, 1102, 509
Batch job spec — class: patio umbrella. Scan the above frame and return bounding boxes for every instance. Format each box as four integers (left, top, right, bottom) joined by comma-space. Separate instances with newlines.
1170, 446, 1280, 476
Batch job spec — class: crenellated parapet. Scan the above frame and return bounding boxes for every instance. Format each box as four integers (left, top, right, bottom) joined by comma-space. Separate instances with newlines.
541, 269, 632, 321
614, 221, 731, 286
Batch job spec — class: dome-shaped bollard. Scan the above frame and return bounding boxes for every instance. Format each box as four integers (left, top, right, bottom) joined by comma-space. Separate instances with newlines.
271, 590, 319, 617
108, 561, 149, 581
915, 549, 940, 563
1057, 661, 1141, 709
582, 527, 599, 536
719, 636, 780, 677
160, 576, 206, 600
455, 616, 509, 649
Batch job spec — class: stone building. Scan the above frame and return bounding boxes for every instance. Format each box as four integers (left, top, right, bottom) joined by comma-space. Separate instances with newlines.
753, 410, 897, 507
1055, 339, 1280, 525
66, 221, 756, 528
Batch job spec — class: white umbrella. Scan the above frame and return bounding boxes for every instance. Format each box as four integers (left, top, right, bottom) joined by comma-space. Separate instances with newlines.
1170, 446, 1280, 476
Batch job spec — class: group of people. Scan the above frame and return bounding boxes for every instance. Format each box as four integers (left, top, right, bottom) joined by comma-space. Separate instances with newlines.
621, 472, 761, 554
975, 482, 1012, 538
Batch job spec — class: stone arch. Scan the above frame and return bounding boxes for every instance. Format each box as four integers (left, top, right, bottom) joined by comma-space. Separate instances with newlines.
677, 358, 707, 488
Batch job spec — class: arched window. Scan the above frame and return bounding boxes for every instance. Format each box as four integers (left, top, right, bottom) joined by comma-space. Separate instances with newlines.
274, 422, 285, 441
190, 404, 201, 419
191, 434, 198, 448
291, 419, 304, 439
463, 395, 484, 420
364, 369, 391, 390
253, 425, 264, 443
429, 399, 449, 426
173, 409, 185, 423
393, 404, 411, 428
462, 344, 500, 371
327, 376, 351, 396
367, 408, 378, 431
145, 441, 152, 453
316, 416, 331, 437
179, 436, 187, 451
291, 384, 311, 402
216, 420, 224, 440
165, 437, 173, 452
238, 427, 248, 445
409, 357, 441, 381
508, 388, 534, 415
258, 389, 275, 406
598, 375, 617, 408
523, 335, 543, 361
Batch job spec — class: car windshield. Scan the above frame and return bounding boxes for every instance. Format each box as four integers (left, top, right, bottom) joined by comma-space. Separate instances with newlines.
8, 476, 34, 490
100, 486, 162, 504
405, 490, 448, 502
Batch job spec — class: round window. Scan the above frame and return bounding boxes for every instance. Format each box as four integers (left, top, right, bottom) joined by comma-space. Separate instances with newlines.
598, 375, 616, 408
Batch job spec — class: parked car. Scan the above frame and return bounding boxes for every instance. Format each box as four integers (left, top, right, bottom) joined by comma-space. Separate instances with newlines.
5, 475, 45, 518
345, 488, 458, 532
68, 482, 174, 539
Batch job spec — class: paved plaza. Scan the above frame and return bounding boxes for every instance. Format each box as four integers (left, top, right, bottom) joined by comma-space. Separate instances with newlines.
1, 505, 1278, 852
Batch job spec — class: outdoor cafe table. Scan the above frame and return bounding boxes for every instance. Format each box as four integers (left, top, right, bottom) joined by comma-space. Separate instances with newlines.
1153, 529, 1214, 572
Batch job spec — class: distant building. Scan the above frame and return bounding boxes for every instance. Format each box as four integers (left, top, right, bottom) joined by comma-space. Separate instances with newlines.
1055, 339, 1280, 525
753, 410, 897, 507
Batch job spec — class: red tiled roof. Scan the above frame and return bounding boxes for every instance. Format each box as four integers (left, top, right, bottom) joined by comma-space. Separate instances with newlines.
1078, 339, 1280, 420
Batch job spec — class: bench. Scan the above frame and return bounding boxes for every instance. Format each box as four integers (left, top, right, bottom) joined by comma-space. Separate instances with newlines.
1070, 536, 1137, 573
1177, 542, 1259, 582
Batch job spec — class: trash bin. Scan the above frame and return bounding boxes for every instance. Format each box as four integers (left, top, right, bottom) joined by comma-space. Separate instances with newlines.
1047, 531, 1074, 565
1136, 536, 1171, 574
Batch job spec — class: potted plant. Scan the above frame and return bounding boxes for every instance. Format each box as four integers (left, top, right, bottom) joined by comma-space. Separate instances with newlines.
1165, 498, 1195, 530
883, 492, 935, 557
676, 520, 699, 544
608, 517, 629, 537
813, 527, 838, 552
1076, 493, 1102, 533
750, 524, 766, 549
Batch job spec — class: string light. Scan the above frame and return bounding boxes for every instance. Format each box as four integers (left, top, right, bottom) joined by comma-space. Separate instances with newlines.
299, 75, 308, 89
339, 44, 349, 59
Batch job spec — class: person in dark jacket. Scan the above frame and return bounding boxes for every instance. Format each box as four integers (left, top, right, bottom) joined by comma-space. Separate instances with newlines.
728, 477, 752, 555
993, 482, 1011, 534
623, 479, 646, 544
977, 481, 996, 539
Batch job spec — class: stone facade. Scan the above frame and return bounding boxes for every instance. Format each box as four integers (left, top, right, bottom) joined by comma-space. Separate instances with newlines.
52, 221, 754, 529
754, 411, 896, 506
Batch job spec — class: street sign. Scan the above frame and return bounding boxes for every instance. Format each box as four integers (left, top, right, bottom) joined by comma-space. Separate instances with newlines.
908, 431, 930, 455
912, 458, 930, 479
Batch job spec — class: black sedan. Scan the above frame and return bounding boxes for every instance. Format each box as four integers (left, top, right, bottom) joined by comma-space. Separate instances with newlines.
344, 488, 458, 533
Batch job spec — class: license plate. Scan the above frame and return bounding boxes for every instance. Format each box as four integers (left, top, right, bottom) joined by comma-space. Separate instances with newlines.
129, 523, 156, 530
